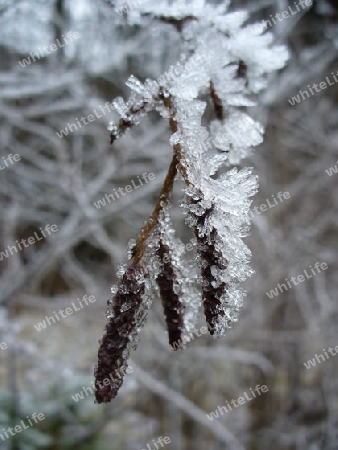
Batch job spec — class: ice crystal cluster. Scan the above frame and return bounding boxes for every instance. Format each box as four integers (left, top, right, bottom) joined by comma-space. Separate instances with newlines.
95, 0, 288, 403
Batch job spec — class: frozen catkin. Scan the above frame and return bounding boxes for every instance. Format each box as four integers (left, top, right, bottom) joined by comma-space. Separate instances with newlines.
192, 205, 228, 336
155, 212, 187, 348
183, 167, 258, 336
156, 240, 185, 348
95, 264, 150, 403
96, 0, 288, 402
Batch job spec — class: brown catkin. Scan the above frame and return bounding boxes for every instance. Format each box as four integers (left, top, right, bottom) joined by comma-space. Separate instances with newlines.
194, 207, 228, 336
95, 264, 147, 403
156, 241, 185, 349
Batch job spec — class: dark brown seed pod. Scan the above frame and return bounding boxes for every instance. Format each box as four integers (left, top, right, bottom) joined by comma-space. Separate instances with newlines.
156, 241, 185, 349
193, 205, 228, 336
95, 264, 148, 403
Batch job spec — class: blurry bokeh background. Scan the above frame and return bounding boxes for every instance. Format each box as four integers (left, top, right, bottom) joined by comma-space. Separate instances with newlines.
0, 1, 337, 449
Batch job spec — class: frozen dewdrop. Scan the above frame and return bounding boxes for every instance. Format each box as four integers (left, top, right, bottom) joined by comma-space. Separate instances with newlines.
111, 285, 119, 294
106, 309, 115, 320
127, 239, 137, 260
116, 264, 127, 278
107, 121, 114, 131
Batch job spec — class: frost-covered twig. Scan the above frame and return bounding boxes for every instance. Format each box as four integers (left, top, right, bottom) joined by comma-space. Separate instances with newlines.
95, 0, 288, 403
132, 362, 246, 450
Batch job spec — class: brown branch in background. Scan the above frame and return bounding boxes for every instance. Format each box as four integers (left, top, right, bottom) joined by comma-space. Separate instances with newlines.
156, 241, 185, 348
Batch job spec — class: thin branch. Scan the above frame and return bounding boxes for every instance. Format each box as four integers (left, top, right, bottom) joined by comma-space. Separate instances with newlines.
132, 362, 246, 450
133, 152, 177, 264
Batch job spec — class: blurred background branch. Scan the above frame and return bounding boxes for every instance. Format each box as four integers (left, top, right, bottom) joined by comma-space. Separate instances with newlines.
0, 0, 337, 449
